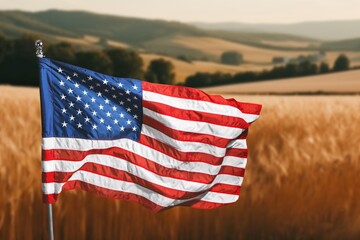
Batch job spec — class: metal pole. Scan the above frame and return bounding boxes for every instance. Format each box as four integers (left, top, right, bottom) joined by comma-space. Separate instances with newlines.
47, 204, 55, 240
35, 39, 54, 240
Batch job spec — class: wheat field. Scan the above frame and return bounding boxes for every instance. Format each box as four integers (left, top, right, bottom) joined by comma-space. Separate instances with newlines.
1, 86, 360, 240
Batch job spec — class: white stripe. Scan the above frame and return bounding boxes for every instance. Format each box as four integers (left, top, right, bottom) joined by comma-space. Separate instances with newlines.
144, 107, 245, 139
42, 155, 243, 192
43, 137, 247, 174
143, 90, 259, 123
42, 171, 239, 206
222, 156, 247, 168
142, 124, 227, 157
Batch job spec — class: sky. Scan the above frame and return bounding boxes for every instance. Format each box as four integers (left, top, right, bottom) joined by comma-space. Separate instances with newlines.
1, 0, 359, 23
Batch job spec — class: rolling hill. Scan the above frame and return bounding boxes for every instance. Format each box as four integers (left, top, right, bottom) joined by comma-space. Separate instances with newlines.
202, 69, 360, 94
193, 19, 360, 41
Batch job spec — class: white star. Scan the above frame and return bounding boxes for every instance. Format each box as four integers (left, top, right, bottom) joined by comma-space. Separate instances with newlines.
77, 109, 82, 115
126, 98, 131, 102
112, 94, 117, 99
61, 94, 66, 100
62, 121, 67, 127
92, 110, 97, 116
81, 79, 86, 83
126, 119, 131, 125
68, 88, 73, 94
85, 117, 90, 122
106, 125, 112, 131
133, 114, 138, 119
133, 85, 138, 90
96, 83, 101, 87
105, 99, 110, 104
92, 124, 97, 130
97, 92, 102, 97
104, 89, 109, 92
126, 108, 131, 112
133, 96, 138, 100
90, 86, 94, 90
88, 76, 93, 80
132, 126, 137, 131
118, 83, 123, 88
74, 83, 80, 88
120, 113, 125, 118
119, 101, 124, 105
69, 102, 74, 108
125, 90, 130, 95
84, 103, 90, 109
100, 118, 105, 123
77, 123, 82, 128
59, 80, 65, 86
111, 87, 115, 91
91, 97, 96, 103
82, 90, 88, 95
134, 104, 138, 109
57, 67, 63, 73
70, 115, 75, 121
106, 112, 111, 117
76, 96, 81, 101
112, 106, 117, 111
99, 104, 104, 110
120, 126, 125, 131
103, 79, 108, 85
113, 119, 118, 124
73, 73, 78, 77
66, 76, 71, 81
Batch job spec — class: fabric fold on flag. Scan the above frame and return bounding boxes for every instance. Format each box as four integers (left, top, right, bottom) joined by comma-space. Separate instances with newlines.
39, 57, 261, 212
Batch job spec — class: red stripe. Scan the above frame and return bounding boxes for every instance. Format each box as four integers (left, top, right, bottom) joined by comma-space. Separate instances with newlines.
42, 163, 241, 199
42, 134, 248, 166
143, 81, 262, 115
43, 180, 238, 212
139, 135, 248, 165
143, 116, 237, 148
43, 181, 163, 212
43, 146, 245, 181
143, 100, 250, 129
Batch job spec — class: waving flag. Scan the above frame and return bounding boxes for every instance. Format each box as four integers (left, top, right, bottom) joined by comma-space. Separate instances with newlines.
39, 57, 261, 212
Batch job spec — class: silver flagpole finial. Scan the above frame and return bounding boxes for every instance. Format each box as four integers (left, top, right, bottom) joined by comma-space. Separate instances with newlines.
35, 40, 45, 58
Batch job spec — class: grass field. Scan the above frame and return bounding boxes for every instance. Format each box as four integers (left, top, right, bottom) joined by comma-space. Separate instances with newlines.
203, 69, 360, 94
171, 36, 360, 65
1, 86, 360, 239
140, 53, 273, 83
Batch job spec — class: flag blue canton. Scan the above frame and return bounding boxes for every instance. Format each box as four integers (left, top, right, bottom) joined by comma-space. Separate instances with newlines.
39, 58, 142, 141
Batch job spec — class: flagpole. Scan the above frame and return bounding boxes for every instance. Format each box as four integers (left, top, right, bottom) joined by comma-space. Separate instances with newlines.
35, 39, 55, 240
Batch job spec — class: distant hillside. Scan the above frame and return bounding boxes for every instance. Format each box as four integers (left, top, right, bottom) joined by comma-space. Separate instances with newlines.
193, 20, 360, 41
0, 10, 321, 60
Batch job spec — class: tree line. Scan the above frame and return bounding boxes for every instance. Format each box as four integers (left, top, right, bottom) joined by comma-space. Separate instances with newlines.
0, 35, 353, 88
0, 34, 175, 87
185, 53, 351, 87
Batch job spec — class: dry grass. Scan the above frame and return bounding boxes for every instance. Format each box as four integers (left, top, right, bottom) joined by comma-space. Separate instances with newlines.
1, 86, 360, 239
261, 40, 319, 48
203, 69, 360, 94
140, 53, 273, 83
171, 36, 360, 66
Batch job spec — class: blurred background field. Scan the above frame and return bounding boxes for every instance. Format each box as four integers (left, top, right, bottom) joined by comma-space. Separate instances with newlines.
1, 86, 360, 239
1, 1, 360, 239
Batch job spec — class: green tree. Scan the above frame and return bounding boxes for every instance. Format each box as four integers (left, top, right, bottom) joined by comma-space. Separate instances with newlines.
333, 54, 350, 71
75, 51, 113, 75
319, 62, 330, 73
220, 51, 243, 65
105, 48, 143, 78
145, 58, 175, 85
47, 42, 76, 64
185, 72, 212, 87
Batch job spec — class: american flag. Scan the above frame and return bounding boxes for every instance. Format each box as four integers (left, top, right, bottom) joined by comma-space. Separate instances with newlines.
39, 58, 261, 212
